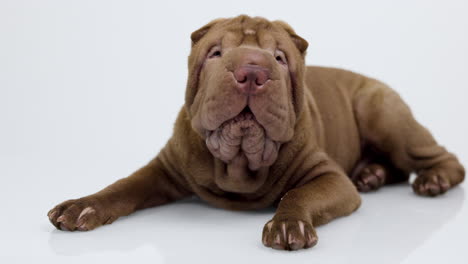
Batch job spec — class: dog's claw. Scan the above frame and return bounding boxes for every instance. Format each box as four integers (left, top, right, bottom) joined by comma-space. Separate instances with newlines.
353, 164, 386, 192
48, 198, 111, 232
262, 219, 318, 251
413, 168, 451, 196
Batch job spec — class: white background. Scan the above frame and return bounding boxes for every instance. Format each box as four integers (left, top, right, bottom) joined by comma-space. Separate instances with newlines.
1, 0, 468, 263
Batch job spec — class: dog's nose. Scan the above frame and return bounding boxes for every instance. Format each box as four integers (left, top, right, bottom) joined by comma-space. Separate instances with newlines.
234, 65, 270, 95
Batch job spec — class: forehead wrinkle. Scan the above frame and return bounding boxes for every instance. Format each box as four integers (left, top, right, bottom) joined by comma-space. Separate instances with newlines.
254, 21, 276, 50
239, 21, 257, 46
241, 17, 272, 47
221, 33, 239, 50
221, 17, 277, 50
257, 28, 276, 52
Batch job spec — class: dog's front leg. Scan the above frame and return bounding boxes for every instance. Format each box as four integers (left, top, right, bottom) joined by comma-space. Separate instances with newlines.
262, 155, 361, 250
47, 156, 191, 231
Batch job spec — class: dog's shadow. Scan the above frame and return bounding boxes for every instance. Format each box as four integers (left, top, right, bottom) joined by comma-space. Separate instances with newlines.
47, 184, 465, 263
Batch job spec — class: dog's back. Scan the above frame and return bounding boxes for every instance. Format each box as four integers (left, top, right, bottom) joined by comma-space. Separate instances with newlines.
304, 66, 366, 172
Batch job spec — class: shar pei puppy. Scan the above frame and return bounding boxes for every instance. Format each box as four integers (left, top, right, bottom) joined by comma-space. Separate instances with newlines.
48, 15, 465, 251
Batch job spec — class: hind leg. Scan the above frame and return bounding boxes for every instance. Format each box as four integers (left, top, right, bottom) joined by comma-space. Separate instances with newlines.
353, 79, 464, 196
351, 148, 409, 192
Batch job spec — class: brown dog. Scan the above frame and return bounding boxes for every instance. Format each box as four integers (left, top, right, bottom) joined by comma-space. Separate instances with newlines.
48, 15, 465, 251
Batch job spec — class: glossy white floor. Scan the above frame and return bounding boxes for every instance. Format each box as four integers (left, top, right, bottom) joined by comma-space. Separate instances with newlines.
3, 176, 468, 263
2, 1, 468, 263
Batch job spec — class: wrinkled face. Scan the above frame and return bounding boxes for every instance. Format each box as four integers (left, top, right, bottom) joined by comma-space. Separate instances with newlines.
186, 16, 308, 193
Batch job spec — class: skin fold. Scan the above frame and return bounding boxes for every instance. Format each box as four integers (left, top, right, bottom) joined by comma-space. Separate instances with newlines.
48, 15, 465, 251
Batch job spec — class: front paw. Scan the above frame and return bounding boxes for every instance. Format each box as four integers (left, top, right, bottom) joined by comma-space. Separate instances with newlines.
47, 197, 116, 231
262, 219, 318, 251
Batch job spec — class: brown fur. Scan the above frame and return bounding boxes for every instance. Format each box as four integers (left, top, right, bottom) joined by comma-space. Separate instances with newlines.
48, 15, 465, 251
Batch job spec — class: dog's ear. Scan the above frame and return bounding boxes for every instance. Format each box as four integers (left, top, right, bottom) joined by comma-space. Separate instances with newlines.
272, 20, 308, 117
190, 19, 225, 46
273, 21, 309, 55
186, 19, 225, 111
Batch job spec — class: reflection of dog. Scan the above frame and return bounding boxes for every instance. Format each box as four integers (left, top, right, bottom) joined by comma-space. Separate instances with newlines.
48, 15, 465, 251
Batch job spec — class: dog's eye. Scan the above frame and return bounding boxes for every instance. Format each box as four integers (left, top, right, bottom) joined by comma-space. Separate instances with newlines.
275, 50, 287, 65
208, 47, 222, 59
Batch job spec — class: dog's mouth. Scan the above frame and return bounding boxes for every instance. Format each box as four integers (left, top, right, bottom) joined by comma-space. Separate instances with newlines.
224, 106, 260, 132
204, 105, 280, 193
205, 106, 280, 171
239, 105, 254, 116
